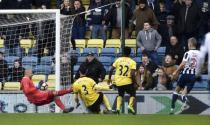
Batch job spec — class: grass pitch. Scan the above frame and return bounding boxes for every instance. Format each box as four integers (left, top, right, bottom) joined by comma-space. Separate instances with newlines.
0, 114, 210, 125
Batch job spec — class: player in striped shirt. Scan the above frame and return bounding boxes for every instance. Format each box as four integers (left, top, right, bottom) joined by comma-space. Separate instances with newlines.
170, 37, 200, 114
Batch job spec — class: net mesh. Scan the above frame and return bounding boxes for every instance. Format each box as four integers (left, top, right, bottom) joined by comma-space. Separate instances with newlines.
0, 12, 75, 90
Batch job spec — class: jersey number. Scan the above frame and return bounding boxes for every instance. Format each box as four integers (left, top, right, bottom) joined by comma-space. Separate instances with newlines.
82, 85, 88, 95
119, 65, 129, 76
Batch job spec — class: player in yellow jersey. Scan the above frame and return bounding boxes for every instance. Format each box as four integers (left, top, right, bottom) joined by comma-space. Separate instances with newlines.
73, 69, 113, 114
108, 47, 137, 115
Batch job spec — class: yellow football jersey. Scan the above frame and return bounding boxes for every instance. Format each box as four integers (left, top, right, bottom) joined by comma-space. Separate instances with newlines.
113, 57, 136, 86
73, 77, 99, 107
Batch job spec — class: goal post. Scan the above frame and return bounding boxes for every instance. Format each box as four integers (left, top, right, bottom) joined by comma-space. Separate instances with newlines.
0, 9, 75, 112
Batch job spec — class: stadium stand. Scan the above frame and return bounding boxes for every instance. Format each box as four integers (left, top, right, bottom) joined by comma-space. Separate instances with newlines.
81, 48, 98, 56
22, 56, 38, 69
105, 39, 121, 53
40, 56, 53, 65
3, 82, 20, 90
100, 48, 117, 58
87, 39, 104, 53
75, 39, 86, 53
20, 39, 36, 55
4, 56, 20, 68
33, 65, 52, 75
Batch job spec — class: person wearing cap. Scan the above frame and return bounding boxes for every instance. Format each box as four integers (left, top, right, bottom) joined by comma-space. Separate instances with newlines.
74, 52, 106, 83
158, 14, 178, 47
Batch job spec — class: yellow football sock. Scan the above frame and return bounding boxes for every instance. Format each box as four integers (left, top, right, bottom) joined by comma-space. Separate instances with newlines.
103, 95, 111, 110
117, 96, 123, 111
128, 96, 135, 108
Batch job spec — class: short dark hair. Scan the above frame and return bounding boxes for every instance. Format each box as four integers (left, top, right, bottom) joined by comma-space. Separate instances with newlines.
123, 46, 131, 56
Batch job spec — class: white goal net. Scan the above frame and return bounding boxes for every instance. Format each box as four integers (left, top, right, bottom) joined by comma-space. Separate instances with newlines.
0, 10, 75, 91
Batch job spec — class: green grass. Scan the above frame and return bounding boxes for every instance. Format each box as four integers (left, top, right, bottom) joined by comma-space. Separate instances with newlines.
0, 114, 210, 125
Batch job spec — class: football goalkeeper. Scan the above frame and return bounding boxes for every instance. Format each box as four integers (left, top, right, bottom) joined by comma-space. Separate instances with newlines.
72, 69, 113, 114
21, 69, 74, 113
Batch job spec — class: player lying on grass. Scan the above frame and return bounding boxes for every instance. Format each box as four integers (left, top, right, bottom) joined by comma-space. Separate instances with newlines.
21, 69, 74, 113
72, 69, 113, 114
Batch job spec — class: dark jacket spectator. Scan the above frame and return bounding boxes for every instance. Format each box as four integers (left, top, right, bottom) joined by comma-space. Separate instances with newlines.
0, 0, 32, 9
32, 0, 51, 9
72, 0, 86, 39
8, 60, 25, 82
158, 15, 178, 47
166, 36, 184, 65
75, 53, 106, 83
130, 0, 159, 36
176, 0, 202, 49
60, 0, 75, 15
0, 52, 8, 83
105, 0, 132, 38
147, 0, 161, 17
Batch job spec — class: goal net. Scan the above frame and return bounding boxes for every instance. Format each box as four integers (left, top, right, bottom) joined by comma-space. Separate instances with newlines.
0, 10, 74, 113
0, 10, 75, 89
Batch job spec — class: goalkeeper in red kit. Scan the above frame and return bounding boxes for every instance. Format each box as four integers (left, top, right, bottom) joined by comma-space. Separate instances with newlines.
21, 69, 74, 113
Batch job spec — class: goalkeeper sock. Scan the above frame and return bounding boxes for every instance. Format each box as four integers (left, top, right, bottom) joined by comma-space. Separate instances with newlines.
128, 96, 135, 109
103, 95, 111, 110
116, 96, 122, 111
55, 88, 73, 96
171, 92, 179, 109
55, 98, 65, 110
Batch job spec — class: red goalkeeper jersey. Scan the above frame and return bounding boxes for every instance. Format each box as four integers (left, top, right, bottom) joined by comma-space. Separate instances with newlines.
21, 77, 49, 104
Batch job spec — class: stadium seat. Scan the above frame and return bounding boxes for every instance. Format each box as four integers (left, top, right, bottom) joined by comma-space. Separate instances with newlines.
20, 39, 36, 55
81, 48, 98, 56
75, 39, 86, 53
4, 56, 20, 68
136, 48, 142, 57
100, 48, 116, 58
87, 39, 104, 53
22, 56, 38, 68
125, 39, 136, 48
77, 56, 86, 65
73, 65, 80, 74
32, 74, 46, 86
47, 74, 55, 90
105, 39, 121, 53
3, 82, 20, 90
0, 39, 4, 48
40, 56, 53, 65
33, 65, 52, 75
98, 56, 112, 66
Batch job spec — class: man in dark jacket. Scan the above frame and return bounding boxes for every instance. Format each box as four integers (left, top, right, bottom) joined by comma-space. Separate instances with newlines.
75, 52, 106, 83
105, 0, 133, 38
176, 0, 201, 51
8, 59, 25, 82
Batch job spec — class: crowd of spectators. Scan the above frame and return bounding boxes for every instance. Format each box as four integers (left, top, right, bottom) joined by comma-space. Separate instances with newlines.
0, 0, 210, 90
